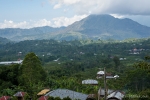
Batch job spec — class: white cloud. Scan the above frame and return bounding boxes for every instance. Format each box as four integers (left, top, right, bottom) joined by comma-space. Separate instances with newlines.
52, 14, 87, 27
50, 0, 150, 15
0, 15, 88, 29
50, 0, 80, 7
33, 19, 51, 27
62, 0, 80, 5
110, 14, 125, 19
53, 3, 61, 9
49, 0, 150, 27
51, 0, 80, 9
0, 20, 28, 29
0, 19, 52, 29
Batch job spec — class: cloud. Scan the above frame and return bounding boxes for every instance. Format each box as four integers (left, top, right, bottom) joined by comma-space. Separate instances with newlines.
50, 0, 80, 6
51, 0, 80, 9
62, 0, 80, 5
52, 14, 87, 27
0, 15, 87, 28
50, 0, 150, 15
33, 19, 51, 27
53, 3, 61, 9
110, 14, 125, 19
0, 19, 52, 29
0, 20, 28, 29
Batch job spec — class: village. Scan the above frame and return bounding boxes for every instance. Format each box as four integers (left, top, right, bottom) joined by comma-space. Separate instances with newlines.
0, 65, 125, 100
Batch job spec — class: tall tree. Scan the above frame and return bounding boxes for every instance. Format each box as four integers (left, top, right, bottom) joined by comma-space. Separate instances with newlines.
18, 52, 46, 96
132, 56, 150, 98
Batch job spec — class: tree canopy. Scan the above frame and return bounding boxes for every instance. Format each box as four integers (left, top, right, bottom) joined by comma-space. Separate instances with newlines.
18, 52, 47, 96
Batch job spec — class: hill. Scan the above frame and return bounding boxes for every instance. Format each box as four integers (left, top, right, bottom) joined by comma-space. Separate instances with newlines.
0, 26, 65, 41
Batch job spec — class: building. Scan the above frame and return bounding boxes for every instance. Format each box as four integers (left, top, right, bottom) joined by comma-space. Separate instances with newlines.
0, 60, 23, 65
45, 89, 88, 100
38, 96, 49, 100
97, 71, 116, 79
107, 91, 125, 100
98, 88, 114, 99
13, 92, 26, 100
98, 88, 125, 100
82, 79, 98, 85
0, 96, 10, 100
37, 89, 50, 96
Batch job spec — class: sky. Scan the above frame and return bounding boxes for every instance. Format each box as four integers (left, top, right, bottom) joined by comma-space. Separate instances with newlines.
0, 0, 150, 29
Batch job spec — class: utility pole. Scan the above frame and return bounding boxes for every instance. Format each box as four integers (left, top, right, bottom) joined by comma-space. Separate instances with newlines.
104, 67, 107, 100
98, 67, 119, 100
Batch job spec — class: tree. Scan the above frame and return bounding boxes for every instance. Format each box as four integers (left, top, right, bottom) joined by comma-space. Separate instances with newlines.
131, 56, 150, 98
18, 52, 47, 96
133, 56, 150, 73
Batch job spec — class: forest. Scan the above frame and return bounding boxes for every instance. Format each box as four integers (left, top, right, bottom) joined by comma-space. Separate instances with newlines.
0, 38, 150, 100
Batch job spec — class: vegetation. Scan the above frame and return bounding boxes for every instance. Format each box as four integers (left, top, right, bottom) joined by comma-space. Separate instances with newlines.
0, 38, 150, 99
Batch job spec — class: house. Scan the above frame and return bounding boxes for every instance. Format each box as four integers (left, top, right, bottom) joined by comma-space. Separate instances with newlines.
97, 71, 104, 75
107, 90, 125, 100
97, 71, 104, 78
98, 88, 114, 100
45, 89, 88, 100
119, 58, 126, 60
0, 96, 10, 100
37, 89, 50, 96
82, 79, 98, 85
38, 96, 49, 100
97, 72, 116, 79
98, 88, 125, 100
105, 73, 115, 79
13, 92, 26, 100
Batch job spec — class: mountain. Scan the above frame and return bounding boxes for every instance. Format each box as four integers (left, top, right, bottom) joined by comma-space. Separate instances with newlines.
55, 14, 150, 40
0, 26, 65, 41
0, 14, 150, 41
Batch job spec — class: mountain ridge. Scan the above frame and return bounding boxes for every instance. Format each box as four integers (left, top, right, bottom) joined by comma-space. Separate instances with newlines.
0, 14, 150, 41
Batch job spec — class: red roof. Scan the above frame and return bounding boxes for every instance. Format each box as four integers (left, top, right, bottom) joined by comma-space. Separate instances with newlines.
13, 92, 26, 97
0, 96, 10, 100
38, 96, 49, 100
